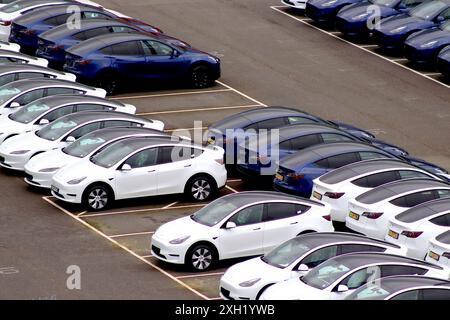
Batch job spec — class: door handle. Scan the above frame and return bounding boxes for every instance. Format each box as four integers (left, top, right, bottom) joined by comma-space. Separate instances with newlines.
184, 164, 192, 167
253, 227, 261, 231
148, 170, 156, 173
290, 222, 298, 225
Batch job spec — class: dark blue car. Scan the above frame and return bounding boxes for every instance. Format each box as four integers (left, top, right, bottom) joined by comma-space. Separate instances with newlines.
437, 44, 450, 75
235, 124, 408, 178
335, 0, 429, 36
273, 142, 398, 197
36, 19, 189, 69
305, 0, 367, 23
404, 20, 450, 63
373, 0, 450, 49
62, 33, 220, 94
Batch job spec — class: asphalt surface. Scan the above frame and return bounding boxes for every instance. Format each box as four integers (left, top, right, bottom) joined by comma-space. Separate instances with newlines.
1, 0, 449, 299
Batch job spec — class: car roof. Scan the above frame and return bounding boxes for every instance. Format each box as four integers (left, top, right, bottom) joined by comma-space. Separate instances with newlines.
331, 252, 443, 270
436, 230, 450, 245
80, 126, 165, 141
0, 64, 65, 74
1, 0, 69, 11
2, 78, 96, 90
395, 197, 450, 223
101, 136, 195, 152
0, 49, 38, 59
14, 3, 98, 24
318, 159, 420, 184
278, 124, 350, 140
355, 178, 450, 204
279, 142, 392, 169
27, 94, 125, 107
217, 190, 325, 207
53, 111, 150, 124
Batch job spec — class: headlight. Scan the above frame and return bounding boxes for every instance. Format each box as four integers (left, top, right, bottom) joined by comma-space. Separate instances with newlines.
390, 26, 407, 34
10, 150, 30, 155
67, 177, 87, 185
169, 236, 190, 244
322, 0, 338, 7
352, 13, 369, 20
239, 278, 261, 287
39, 167, 61, 173
420, 40, 438, 48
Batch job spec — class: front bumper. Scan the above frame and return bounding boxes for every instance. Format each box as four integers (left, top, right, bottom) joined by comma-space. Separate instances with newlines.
282, 0, 307, 9
437, 56, 450, 77
150, 236, 187, 265
305, 3, 339, 22
0, 152, 30, 171
50, 179, 83, 204
219, 277, 258, 300
404, 43, 436, 64
335, 16, 367, 35
24, 168, 54, 189
373, 29, 405, 49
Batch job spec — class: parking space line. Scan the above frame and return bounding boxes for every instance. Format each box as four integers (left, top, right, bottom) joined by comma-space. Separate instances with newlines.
216, 80, 267, 107
137, 104, 261, 116
109, 231, 155, 238
162, 201, 179, 209
141, 254, 154, 258
110, 88, 232, 100
208, 297, 223, 300
360, 44, 378, 48
391, 58, 408, 62
42, 196, 210, 300
226, 179, 242, 183
176, 272, 225, 279
77, 211, 87, 217
422, 72, 442, 76
225, 185, 239, 194
270, 6, 450, 89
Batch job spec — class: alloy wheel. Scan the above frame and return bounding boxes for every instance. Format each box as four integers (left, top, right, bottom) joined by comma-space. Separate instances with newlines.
191, 179, 211, 200
88, 188, 108, 210
191, 247, 213, 270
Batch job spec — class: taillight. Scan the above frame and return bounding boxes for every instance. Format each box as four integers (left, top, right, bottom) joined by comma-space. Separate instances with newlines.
401, 231, 423, 238
287, 173, 304, 181
442, 252, 450, 259
324, 192, 345, 199
362, 212, 384, 219
49, 44, 64, 52
215, 158, 224, 165
24, 29, 36, 36
0, 20, 11, 26
322, 215, 332, 221
75, 59, 91, 66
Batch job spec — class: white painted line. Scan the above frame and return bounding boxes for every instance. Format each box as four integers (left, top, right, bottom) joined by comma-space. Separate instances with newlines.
360, 44, 378, 48
136, 104, 261, 116
226, 179, 242, 183
109, 231, 155, 238
141, 254, 154, 258
176, 272, 225, 279
208, 297, 223, 300
216, 80, 268, 107
329, 31, 341, 35
110, 88, 232, 100
225, 185, 239, 194
391, 58, 408, 62
80, 203, 206, 218
422, 72, 442, 77
162, 201, 179, 209
42, 196, 210, 300
77, 211, 87, 217
270, 6, 450, 89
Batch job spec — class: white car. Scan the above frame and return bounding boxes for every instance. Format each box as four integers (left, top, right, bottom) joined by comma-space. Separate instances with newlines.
311, 159, 442, 222
0, 0, 77, 41
385, 198, 450, 259
0, 64, 76, 87
0, 94, 136, 144
0, 111, 163, 171
259, 252, 450, 300
0, 78, 106, 116
426, 230, 450, 269
152, 192, 334, 271
0, 39, 20, 51
219, 232, 407, 300
24, 126, 167, 188
346, 179, 450, 239
281, 0, 308, 10
0, 48, 47, 66
51, 137, 226, 211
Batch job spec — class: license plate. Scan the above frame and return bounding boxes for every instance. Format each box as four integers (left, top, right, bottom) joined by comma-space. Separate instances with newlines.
207, 137, 215, 145
313, 191, 322, 200
275, 173, 284, 181
51, 186, 59, 194
349, 211, 360, 220
428, 251, 440, 261
388, 230, 399, 240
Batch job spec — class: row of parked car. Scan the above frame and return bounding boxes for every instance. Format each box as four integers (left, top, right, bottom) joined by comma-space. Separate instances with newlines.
282, 0, 450, 78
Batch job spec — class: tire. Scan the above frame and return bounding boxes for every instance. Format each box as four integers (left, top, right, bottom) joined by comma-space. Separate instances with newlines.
186, 244, 216, 271
83, 184, 112, 211
190, 65, 213, 89
185, 175, 216, 202
97, 71, 121, 95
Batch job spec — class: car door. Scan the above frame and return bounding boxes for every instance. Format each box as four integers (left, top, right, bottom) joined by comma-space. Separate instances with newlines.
262, 202, 308, 253
110, 41, 147, 78
114, 147, 159, 199
140, 40, 184, 79
218, 204, 265, 259
329, 267, 373, 300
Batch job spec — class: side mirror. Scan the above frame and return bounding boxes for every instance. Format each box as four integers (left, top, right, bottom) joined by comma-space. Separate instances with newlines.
296, 264, 309, 272
225, 221, 236, 229
121, 164, 132, 171
337, 285, 349, 293
65, 136, 76, 143
436, 16, 444, 23
171, 50, 180, 58
38, 119, 49, 126
10, 102, 21, 108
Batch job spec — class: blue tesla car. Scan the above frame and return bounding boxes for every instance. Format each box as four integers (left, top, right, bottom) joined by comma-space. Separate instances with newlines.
404, 20, 450, 63
63, 33, 221, 94
36, 19, 189, 69
235, 124, 408, 178
373, 0, 450, 49
335, 0, 430, 36
437, 45, 450, 75
305, 0, 366, 23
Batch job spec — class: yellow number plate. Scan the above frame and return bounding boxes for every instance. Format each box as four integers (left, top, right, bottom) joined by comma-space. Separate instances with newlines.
388, 230, 399, 240
313, 191, 322, 200
275, 173, 284, 181
349, 211, 360, 220
428, 251, 440, 261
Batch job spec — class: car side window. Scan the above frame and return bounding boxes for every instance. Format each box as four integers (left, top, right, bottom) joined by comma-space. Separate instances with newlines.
83, 27, 111, 39
420, 289, 450, 300
287, 116, 318, 125
321, 133, 354, 143
338, 268, 371, 290
141, 40, 174, 56
157, 146, 198, 164
339, 244, 386, 255
300, 245, 339, 269
291, 134, 321, 150
400, 0, 423, 8
17, 72, 45, 80
0, 73, 15, 85
82, 11, 112, 19
398, 170, 433, 180
111, 26, 136, 33
228, 204, 264, 226
279, 139, 292, 150
124, 148, 158, 168
0, 57, 26, 65
430, 213, 450, 227
327, 153, 359, 169
44, 13, 71, 26
75, 104, 114, 112
437, 189, 450, 199
47, 88, 79, 96
103, 120, 139, 129
390, 290, 420, 300
380, 265, 427, 277
254, 117, 287, 130
44, 105, 75, 122
265, 203, 305, 221
110, 41, 144, 56
69, 122, 102, 139
436, 8, 450, 21
390, 191, 437, 208
14, 89, 45, 105
359, 152, 388, 161
352, 171, 400, 188
314, 158, 330, 168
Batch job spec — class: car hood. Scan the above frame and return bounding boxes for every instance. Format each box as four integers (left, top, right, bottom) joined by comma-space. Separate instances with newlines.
331, 121, 375, 140
377, 15, 432, 32
0, 116, 28, 133
260, 277, 325, 300
52, 158, 109, 182
406, 28, 450, 46
338, 3, 398, 21
0, 132, 52, 154
222, 257, 287, 284
24, 149, 75, 172
153, 216, 213, 242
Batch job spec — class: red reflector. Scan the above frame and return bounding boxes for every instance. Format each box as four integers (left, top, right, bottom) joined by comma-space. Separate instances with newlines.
324, 192, 345, 199
322, 215, 332, 221
362, 212, 384, 219
287, 173, 304, 181
401, 231, 423, 238
0, 21, 11, 26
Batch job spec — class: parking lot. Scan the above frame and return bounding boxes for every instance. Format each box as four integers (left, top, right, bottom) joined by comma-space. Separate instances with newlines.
1, 0, 449, 300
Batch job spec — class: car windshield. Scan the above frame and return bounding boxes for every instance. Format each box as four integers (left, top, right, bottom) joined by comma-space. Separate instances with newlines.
35, 119, 78, 141
346, 283, 392, 300
301, 260, 352, 289
8, 101, 50, 124
191, 197, 239, 226
0, 86, 21, 105
90, 140, 136, 168
370, 0, 397, 7
410, 1, 447, 20
261, 238, 312, 269
1, 2, 28, 13
62, 135, 106, 158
